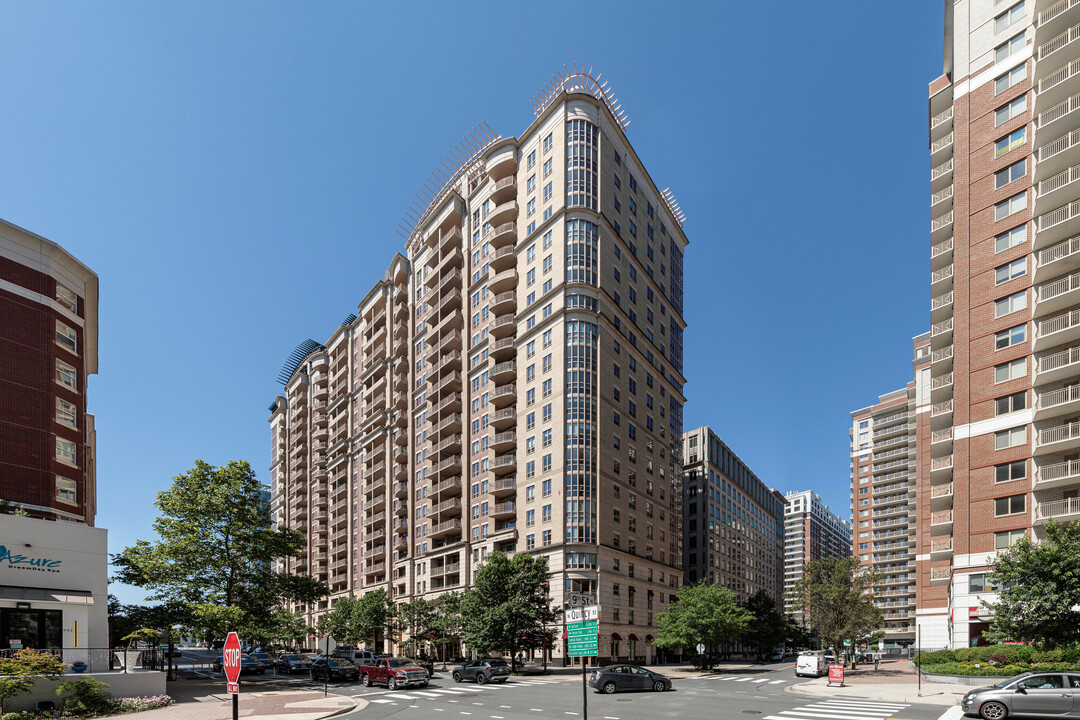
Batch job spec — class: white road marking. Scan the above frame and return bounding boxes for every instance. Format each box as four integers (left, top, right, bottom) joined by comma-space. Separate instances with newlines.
734, 677, 756, 682
809, 702, 908, 710
384, 693, 417, 699
936, 708, 965, 720
775, 713, 889, 720
370, 699, 394, 704
769, 680, 785, 684
412, 691, 443, 697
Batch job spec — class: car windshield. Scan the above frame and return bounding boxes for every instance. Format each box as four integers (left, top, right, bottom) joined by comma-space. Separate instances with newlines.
280, 655, 297, 661
488, 660, 508, 667
328, 659, 354, 668
390, 660, 419, 668
991, 675, 1028, 689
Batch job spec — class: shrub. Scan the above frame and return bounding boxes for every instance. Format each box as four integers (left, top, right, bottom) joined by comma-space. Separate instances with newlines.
1033, 649, 1063, 663
113, 694, 174, 712
914, 649, 955, 666
56, 677, 112, 714
1062, 646, 1080, 663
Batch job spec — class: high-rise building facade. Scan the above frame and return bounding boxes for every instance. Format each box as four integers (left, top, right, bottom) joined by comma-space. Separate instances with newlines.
270, 68, 689, 665
681, 427, 785, 604
782, 490, 852, 621
920, 0, 1080, 648
850, 333, 929, 653
0, 219, 98, 525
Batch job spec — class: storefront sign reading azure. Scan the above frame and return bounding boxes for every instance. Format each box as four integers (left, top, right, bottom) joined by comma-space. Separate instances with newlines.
0, 545, 63, 573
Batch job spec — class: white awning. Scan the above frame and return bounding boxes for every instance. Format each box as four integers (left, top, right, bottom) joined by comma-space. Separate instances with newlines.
0, 586, 94, 605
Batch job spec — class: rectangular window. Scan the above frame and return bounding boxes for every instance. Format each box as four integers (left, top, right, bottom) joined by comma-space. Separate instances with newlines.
56, 360, 77, 391
994, 257, 1026, 284
994, 391, 1026, 415
995, 127, 1026, 157
995, 528, 1026, 549
995, 2, 1024, 33
995, 95, 1027, 126
55, 284, 77, 312
995, 357, 1026, 383
994, 290, 1026, 317
995, 224, 1027, 253
526, 534, 535, 549
998, 321, 1027, 349
527, 150, 536, 169
56, 437, 77, 465
543, 133, 553, 152
527, 175, 536, 193
542, 504, 551, 523
55, 321, 77, 353
543, 158, 552, 178
56, 476, 77, 504
995, 158, 1026, 189
995, 32, 1026, 64
995, 64, 1026, 95
995, 460, 1026, 482
969, 573, 991, 593
56, 398, 77, 429
995, 191, 1027, 221
994, 426, 1026, 450
542, 530, 551, 546
994, 493, 1026, 516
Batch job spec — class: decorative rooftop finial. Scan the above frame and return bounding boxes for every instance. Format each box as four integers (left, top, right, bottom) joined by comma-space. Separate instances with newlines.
661, 187, 686, 228
531, 62, 630, 131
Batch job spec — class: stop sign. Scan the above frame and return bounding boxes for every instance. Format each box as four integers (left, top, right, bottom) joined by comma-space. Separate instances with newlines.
223, 632, 242, 685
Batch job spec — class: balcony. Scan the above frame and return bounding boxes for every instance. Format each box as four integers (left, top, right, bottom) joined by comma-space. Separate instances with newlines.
1037, 383, 1080, 419
931, 211, 954, 239
930, 106, 953, 134
438, 455, 463, 474
1038, 235, 1080, 286
930, 371, 954, 401
489, 200, 518, 226
931, 482, 954, 510
1036, 308, 1080, 350
490, 361, 516, 384
438, 413, 463, 434
436, 371, 462, 396
1041, 59, 1080, 116
931, 237, 954, 268
1038, 344, 1080, 386
492, 383, 517, 408
1038, 21, 1080, 62
931, 509, 953, 532
437, 434, 462, 457
490, 175, 516, 203
931, 158, 954, 190
1037, 456, 1080, 489
491, 291, 516, 315
436, 497, 463, 517
491, 407, 517, 430
931, 455, 953, 479
490, 501, 516, 519
932, 345, 953, 371
490, 244, 516, 272
1039, 0, 1080, 33
433, 477, 462, 498
1037, 418, 1080, 454
492, 453, 517, 475
490, 269, 518, 294
931, 184, 954, 210
930, 567, 951, 584
491, 314, 517, 339
490, 476, 517, 497
429, 518, 462, 540
930, 131, 954, 161
491, 430, 517, 451
486, 221, 517, 250
1035, 495, 1080, 524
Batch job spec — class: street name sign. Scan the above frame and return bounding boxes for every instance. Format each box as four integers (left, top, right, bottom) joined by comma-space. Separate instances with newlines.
565, 606, 599, 623
568, 592, 597, 607
568, 619, 598, 657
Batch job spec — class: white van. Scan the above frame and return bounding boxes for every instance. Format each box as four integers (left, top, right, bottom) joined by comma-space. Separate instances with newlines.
331, 649, 379, 666
795, 651, 827, 678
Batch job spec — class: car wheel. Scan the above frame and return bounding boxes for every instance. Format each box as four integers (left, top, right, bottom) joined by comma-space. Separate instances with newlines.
453, 672, 462, 683
420, 681, 429, 687
602, 681, 617, 694
653, 680, 666, 692
477, 672, 489, 685
980, 702, 1008, 720
388, 676, 398, 691
362, 674, 372, 687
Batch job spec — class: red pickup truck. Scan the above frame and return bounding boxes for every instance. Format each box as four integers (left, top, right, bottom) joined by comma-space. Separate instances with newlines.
359, 657, 430, 690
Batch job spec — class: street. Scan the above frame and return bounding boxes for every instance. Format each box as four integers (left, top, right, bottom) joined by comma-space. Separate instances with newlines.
177, 657, 953, 720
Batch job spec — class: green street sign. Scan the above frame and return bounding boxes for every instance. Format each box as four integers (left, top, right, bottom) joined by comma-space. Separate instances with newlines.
568, 620, 598, 658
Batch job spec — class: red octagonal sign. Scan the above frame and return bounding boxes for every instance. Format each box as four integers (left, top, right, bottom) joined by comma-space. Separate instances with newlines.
223, 632, 242, 691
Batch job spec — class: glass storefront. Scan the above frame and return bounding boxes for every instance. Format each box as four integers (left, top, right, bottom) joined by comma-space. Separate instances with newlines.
1, 609, 62, 649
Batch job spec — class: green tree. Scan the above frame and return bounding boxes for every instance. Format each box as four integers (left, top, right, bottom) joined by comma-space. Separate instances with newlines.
317, 597, 361, 645
269, 609, 314, 650
985, 521, 1080, 648
112, 459, 328, 638
398, 598, 436, 658
431, 592, 464, 666
0, 649, 66, 714
355, 589, 397, 652
740, 590, 788, 661
460, 552, 560, 665
790, 557, 882, 659
652, 582, 753, 670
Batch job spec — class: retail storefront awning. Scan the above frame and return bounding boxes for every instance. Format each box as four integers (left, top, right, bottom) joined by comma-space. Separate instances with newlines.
0, 586, 94, 605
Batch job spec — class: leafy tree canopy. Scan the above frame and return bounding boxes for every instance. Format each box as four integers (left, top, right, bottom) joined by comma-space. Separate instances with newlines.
653, 582, 753, 670
986, 521, 1080, 648
740, 590, 788, 661
790, 556, 882, 658
112, 459, 328, 638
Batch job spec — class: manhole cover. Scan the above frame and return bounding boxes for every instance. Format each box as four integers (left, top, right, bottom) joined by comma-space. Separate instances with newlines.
744, 711, 762, 714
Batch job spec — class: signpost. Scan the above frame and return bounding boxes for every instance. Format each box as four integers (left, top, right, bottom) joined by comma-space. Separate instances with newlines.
223, 631, 241, 720
696, 643, 705, 655
567, 604, 600, 720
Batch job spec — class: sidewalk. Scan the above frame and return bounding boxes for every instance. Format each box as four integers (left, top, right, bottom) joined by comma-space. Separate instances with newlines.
786, 661, 972, 706
126, 680, 360, 720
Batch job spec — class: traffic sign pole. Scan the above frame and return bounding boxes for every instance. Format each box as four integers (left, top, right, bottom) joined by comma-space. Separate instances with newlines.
223, 631, 242, 720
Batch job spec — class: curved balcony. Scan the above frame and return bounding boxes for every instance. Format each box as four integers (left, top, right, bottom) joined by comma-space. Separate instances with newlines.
488, 201, 518, 226
492, 453, 517, 476
491, 430, 517, 452
489, 476, 516, 498
486, 222, 517, 250
490, 175, 517, 203
491, 313, 517, 339
489, 244, 516, 272
490, 361, 516, 383
490, 269, 518, 294
491, 291, 516, 315
490, 407, 516, 431
486, 147, 516, 181
490, 501, 516, 519
491, 383, 517, 408
490, 337, 516, 361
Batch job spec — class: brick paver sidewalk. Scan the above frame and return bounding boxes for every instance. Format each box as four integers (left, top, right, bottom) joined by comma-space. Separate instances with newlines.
127, 681, 357, 720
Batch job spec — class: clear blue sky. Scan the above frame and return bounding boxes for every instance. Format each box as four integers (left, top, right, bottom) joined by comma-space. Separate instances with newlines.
0, 2, 942, 606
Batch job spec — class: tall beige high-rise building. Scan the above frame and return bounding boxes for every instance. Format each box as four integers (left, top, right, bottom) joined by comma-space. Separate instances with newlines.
269, 67, 688, 665
782, 490, 851, 624
918, 0, 1080, 649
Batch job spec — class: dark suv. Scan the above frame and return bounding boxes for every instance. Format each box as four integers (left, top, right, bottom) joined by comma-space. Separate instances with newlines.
310, 657, 360, 682
452, 659, 510, 684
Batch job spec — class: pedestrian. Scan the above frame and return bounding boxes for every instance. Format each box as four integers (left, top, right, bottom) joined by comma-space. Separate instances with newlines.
874, 655, 880, 671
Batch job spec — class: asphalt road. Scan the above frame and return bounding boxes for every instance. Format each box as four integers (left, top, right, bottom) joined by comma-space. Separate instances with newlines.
188, 659, 954, 720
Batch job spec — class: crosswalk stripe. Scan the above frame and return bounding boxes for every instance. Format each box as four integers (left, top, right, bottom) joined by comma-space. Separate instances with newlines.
776, 712, 890, 720
431, 689, 468, 694
370, 699, 395, 704
810, 702, 908, 709
734, 677, 756, 682
384, 693, 416, 699
769, 680, 786, 684
799, 709, 896, 718
411, 691, 442, 697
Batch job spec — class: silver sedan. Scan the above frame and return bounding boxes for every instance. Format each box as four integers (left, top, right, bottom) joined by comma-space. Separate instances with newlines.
962, 672, 1080, 720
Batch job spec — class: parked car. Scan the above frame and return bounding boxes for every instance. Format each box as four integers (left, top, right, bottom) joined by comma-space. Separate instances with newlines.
276, 653, 316, 674
589, 665, 671, 694
962, 672, 1080, 719
332, 649, 380, 666
250, 652, 272, 665
358, 657, 429, 690
156, 645, 182, 658
453, 659, 510, 684
213, 654, 266, 675
310, 657, 360, 682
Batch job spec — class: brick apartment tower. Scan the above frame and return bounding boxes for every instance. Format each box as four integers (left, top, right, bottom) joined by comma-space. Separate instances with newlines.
918, 0, 1080, 649
681, 427, 786, 606
782, 489, 851, 625
0, 219, 99, 524
849, 335, 929, 652
269, 67, 689, 665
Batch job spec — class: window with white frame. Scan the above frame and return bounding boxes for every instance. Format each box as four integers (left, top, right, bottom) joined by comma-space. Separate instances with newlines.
994, 191, 1026, 221
995, 64, 1026, 95
56, 476, 77, 504
995, 224, 1027, 252
56, 360, 77, 391
55, 321, 77, 353
55, 284, 77, 312
994, 95, 1026, 126
994, 2, 1025, 34
995, 324, 1026, 349
56, 397, 77, 429
994, 290, 1026, 317
995, 357, 1026, 382
56, 437, 77, 465
995, 158, 1026, 189
994, 257, 1026, 284
994, 32, 1025, 64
